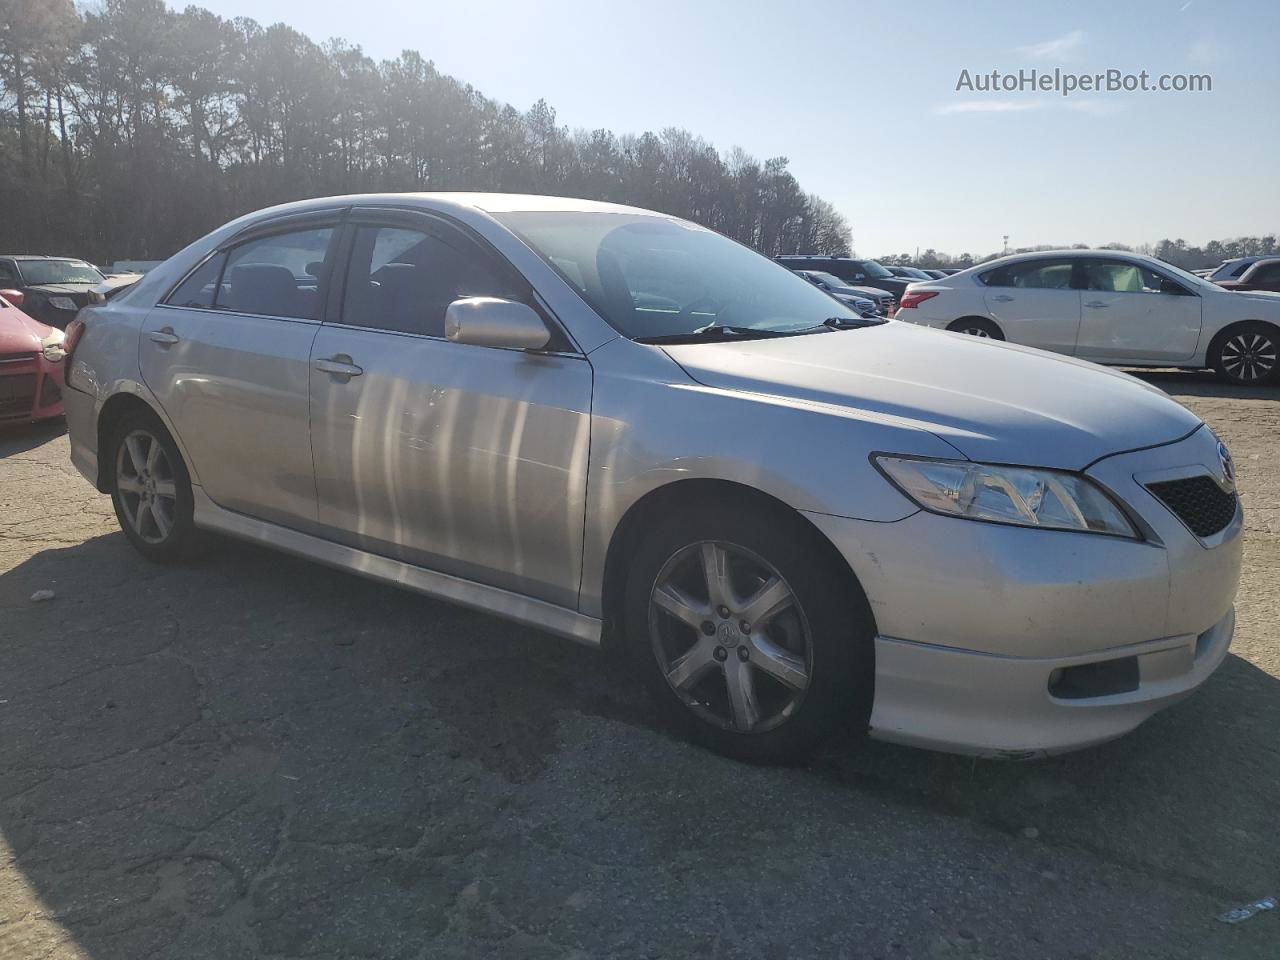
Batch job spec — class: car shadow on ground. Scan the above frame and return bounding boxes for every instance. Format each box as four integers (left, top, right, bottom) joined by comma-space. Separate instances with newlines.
0, 418, 66, 456
1128, 368, 1280, 401
2, 527, 1279, 957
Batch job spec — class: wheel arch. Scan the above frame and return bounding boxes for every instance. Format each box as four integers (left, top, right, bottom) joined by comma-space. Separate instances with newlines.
597, 477, 872, 654
1206, 317, 1280, 364
94, 390, 193, 493
947, 315, 1004, 338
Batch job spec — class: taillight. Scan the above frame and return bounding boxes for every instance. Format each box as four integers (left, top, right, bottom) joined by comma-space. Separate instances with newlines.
899, 290, 940, 310
63, 317, 85, 363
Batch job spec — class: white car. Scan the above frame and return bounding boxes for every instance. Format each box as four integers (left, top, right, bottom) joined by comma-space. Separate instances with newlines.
895, 250, 1280, 385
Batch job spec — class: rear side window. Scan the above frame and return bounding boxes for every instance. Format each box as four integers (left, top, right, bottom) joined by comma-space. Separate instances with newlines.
0, 261, 18, 284
340, 224, 523, 337
165, 254, 225, 309
982, 260, 1075, 290
214, 228, 334, 320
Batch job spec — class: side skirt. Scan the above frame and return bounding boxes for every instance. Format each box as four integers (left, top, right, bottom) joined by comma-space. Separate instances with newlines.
191, 486, 602, 647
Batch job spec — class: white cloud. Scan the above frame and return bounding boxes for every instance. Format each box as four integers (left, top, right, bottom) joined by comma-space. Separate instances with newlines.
933, 100, 1044, 115
1065, 99, 1129, 116
1188, 33, 1222, 65
1017, 30, 1086, 61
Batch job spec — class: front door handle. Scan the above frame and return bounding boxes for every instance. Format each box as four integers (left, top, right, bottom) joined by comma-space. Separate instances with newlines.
991, 294, 1014, 302
1084, 301, 1109, 309
313, 355, 364, 377
148, 327, 179, 346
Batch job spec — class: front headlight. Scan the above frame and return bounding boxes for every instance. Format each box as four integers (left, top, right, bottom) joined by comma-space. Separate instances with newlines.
874, 455, 1137, 537
48, 296, 78, 312
40, 329, 66, 362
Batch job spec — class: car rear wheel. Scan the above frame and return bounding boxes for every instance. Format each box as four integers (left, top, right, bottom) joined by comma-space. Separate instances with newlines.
947, 317, 1004, 340
109, 409, 197, 561
623, 499, 874, 763
1212, 322, 1279, 385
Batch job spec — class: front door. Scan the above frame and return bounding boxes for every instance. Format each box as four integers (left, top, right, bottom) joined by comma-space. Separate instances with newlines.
139, 219, 341, 530
1075, 259, 1202, 362
980, 258, 1082, 354
308, 212, 593, 608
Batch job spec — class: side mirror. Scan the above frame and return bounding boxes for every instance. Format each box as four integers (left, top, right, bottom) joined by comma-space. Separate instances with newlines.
1159, 278, 1188, 296
445, 297, 551, 351
0, 289, 24, 308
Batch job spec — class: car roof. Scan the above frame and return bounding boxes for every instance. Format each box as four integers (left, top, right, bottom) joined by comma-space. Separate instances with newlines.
0, 255, 91, 261
225, 192, 665, 223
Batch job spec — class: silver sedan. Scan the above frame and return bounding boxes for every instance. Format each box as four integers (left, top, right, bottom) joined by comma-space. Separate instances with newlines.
60, 194, 1243, 762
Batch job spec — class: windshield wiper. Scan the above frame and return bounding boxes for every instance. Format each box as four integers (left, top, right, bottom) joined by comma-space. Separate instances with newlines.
634, 323, 796, 345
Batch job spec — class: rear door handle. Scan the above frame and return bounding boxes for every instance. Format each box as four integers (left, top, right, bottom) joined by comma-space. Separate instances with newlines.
313, 355, 363, 377
991, 294, 1014, 302
1084, 301, 1108, 309
148, 327, 179, 346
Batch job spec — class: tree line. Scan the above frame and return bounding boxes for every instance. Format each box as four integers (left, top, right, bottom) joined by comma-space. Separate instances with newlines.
877, 235, 1279, 272
0, 0, 852, 265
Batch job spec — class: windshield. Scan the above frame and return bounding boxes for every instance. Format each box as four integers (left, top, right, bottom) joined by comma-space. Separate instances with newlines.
807, 271, 847, 288
1149, 258, 1217, 292
854, 259, 893, 279
496, 212, 860, 339
18, 259, 103, 285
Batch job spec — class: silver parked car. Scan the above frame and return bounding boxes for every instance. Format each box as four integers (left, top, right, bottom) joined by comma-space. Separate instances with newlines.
61, 194, 1243, 762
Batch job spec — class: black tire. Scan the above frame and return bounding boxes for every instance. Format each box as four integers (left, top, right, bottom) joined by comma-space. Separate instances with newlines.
1210, 322, 1280, 385
108, 407, 198, 562
946, 317, 1004, 340
622, 497, 875, 764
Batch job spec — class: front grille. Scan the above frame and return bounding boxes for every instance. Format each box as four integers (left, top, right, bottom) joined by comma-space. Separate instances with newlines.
1146, 475, 1238, 538
0, 373, 36, 417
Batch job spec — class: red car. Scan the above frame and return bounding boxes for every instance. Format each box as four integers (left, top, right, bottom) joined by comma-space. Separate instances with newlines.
0, 289, 65, 424
1214, 257, 1280, 294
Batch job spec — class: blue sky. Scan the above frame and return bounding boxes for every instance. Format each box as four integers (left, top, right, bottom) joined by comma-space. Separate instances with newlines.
189, 0, 1279, 257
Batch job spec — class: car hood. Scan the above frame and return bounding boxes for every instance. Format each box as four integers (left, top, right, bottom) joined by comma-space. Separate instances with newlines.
662, 322, 1202, 470
26, 282, 98, 296
1232, 289, 1280, 303
0, 304, 52, 351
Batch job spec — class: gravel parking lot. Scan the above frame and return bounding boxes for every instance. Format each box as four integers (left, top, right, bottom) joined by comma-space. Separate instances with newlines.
1, 371, 1277, 960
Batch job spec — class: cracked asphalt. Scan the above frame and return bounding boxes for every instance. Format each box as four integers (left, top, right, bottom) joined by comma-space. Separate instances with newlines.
1, 370, 1278, 960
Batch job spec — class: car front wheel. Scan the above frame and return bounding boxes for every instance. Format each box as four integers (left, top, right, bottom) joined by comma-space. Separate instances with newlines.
623, 499, 874, 763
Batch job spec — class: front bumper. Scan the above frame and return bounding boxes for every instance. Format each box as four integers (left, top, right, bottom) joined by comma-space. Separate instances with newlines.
0, 354, 64, 423
867, 609, 1233, 757
804, 425, 1243, 756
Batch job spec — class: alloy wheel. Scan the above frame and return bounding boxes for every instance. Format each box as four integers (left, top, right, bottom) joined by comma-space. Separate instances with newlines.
115, 429, 179, 544
648, 541, 813, 734
1220, 332, 1277, 383
959, 326, 992, 338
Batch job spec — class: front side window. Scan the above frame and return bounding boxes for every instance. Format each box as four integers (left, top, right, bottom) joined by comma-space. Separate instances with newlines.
340, 224, 523, 337
496, 212, 861, 341
214, 228, 334, 319
983, 260, 1075, 290
15, 259, 103, 286
0, 262, 18, 284
1083, 261, 1165, 294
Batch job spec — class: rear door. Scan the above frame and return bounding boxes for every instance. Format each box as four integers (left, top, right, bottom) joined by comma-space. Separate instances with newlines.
980, 259, 1081, 354
140, 213, 343, 531
308, 209, 593, 608
1075, 259, 1202, 362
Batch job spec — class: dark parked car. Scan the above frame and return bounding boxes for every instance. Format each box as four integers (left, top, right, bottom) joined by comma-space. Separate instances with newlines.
793, 270, 897, 316
1213, 258, 1280, 294
887, 266, 934, 281
0, 256, 105, 329
1206, 256, 1279, 283
775, 256, 910, 297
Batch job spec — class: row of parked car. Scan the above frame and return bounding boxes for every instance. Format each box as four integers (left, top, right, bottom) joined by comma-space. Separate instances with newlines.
772, 253, 1280, 385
